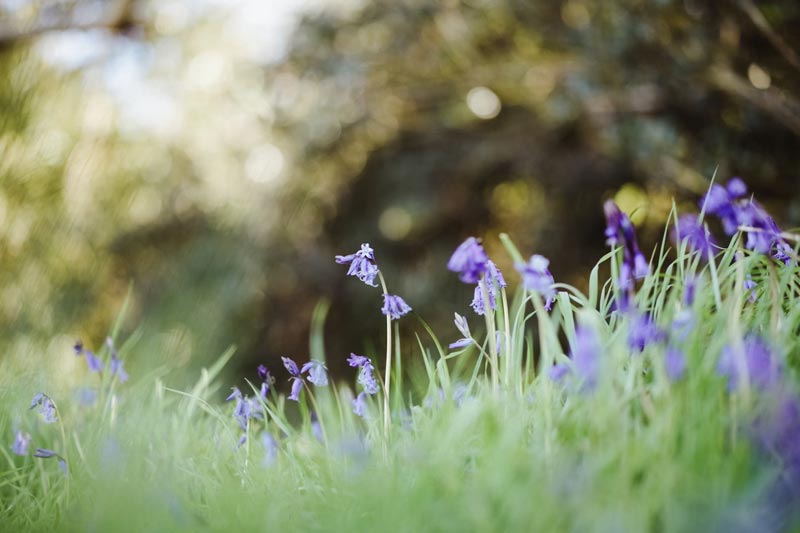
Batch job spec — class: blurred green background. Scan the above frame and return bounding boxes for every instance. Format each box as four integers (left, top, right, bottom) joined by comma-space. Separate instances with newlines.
1, 0, 799, 385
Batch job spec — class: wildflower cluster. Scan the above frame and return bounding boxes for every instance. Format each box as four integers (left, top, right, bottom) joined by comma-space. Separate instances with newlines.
702, 177, 793, 262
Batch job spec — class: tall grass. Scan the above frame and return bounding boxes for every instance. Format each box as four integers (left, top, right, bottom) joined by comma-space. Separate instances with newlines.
2, 194, 799, 532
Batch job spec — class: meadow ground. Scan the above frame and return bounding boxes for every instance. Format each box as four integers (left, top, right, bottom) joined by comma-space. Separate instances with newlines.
2, 180, 799, 532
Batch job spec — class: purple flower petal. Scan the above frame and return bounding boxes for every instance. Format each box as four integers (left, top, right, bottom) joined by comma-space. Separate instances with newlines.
447, 237, 488, 284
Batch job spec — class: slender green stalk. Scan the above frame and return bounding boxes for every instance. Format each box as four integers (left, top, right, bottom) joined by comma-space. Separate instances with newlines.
377, 271, 392, 438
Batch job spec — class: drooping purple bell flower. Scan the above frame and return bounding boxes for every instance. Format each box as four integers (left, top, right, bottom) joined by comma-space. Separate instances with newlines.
74, 340, 103, 373
628, 313, 666, 352
604, 201, 650, 289
516, 254, 555, 309
301, 360, 329, 386
335, 243, 380, 287
447, 237, 489, 284
673, 214, 716, 257
348, 353, 379, 395
30, 392, 57, 424
381, 294, 412, 320
11, 431, 30, 456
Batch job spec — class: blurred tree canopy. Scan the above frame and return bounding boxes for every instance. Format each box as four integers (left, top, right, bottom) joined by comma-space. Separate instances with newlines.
1, 0, 798, 383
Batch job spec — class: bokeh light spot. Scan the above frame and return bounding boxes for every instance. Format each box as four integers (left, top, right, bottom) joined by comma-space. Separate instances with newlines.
467, 87, 501, 119
379, 206, 412, 241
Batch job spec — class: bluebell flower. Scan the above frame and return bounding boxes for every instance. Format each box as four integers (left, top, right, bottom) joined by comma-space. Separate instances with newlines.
11, 431, 30, 456
257, 364, 273, 398
282, 356, 300, 377
448, 338, 473, 350
486, 260, 507, 289
449, 313, 474, 349
470, 280, 496, 316
516, 254, 555, 309
717, 336, 781, 392
670, 309, 694, 343
751, 394, 800, 501
106, 337, 129, 383
335, 243, 380, 287
447, 237, 489, 284
301, 360, 329, 386
74, 340, 103, 373
674, 214, 716, 256
381, 294, 412, 320
701, 178, 747, 234
30, 393, 57, 424
348, 353, 380, 395
702, 178, 792, 260
628, 313, 666, 352
34, 448, 67, 475
288, 378, 303, 402
604, 201, 650, 288
352, 391, 368, 418
226, 387, 262, 431
664, 348, 686, 382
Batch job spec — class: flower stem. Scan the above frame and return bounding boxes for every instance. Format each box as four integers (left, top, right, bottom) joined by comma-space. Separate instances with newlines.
377, 271, 392, 439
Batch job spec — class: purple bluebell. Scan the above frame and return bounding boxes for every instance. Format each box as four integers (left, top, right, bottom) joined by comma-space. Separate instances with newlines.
486, 260, 507, 289
549, 363, 570, 382
470, 280, 495, 316
30, 392, 57, 424
288, 378, 303, 402
282, 356, 300, 377
257, 365, 272, 398
381, 294, 412, 320
702, 178, 792, 260
348, 353, 380, 395
352, 391, 368, 418
775, 241, 794, 266
604, 201, 649, 288
628, 314, 666, 352
470, 260, 507, 316
227, 387, 262, 430
105, 337, 128, 383
34, 448, 67, 475
701, 177, 748, 234
11, 431, 30, 456
664, 348, 686, 382
301, 360, 329, 386
74, 340, 103, 373
673, 214, 716, 256
516, 254, 556, 309
449, 313, 474, 349
752, 395, 800, 528
717, 336, 781, 392
449, 338, 473, 350
745, 275, 758, 303
572, 325, 601, 389
447, 237, 489, 284
335, 243, 380, 287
